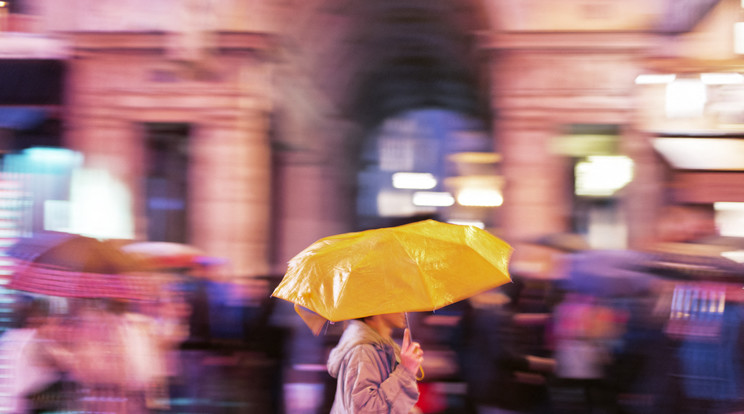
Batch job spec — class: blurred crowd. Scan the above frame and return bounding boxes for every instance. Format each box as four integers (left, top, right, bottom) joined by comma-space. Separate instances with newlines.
2, 206, 744, 414
0, 234, 284, 414
0, 288, 184, 412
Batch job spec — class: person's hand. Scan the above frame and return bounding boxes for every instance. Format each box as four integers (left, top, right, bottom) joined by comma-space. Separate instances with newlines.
400, 328, 423, 376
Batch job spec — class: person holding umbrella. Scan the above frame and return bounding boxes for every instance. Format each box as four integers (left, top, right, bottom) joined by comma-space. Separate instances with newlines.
272, 220, 514, 413
327, 313, 424, 413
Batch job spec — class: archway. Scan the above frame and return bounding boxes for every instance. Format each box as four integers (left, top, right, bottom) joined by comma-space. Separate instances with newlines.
269, 0, 498, 268
342, 0, 498, 230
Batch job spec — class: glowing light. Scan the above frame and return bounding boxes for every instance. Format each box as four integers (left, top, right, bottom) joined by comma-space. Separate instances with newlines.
715, 202, 744, 237
700, 73, 744, 85
68, 168, 134, 239
716, 202, 744, 210
735, 22, 744, 54
666, 79, 707, 118
456, 188, 503, 207
412, 191, 455, 207
575, 156, 634, 197
634, 74, 675, 84
392, 172, 437, 190
377, 190, 419, 217
653, 138, 744, 170
722, 250, 744, 263
447, 152, 502, 164
23, 147, 84, 173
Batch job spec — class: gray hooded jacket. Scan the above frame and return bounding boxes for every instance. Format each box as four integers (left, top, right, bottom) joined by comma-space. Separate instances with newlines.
327, 320, 419, 413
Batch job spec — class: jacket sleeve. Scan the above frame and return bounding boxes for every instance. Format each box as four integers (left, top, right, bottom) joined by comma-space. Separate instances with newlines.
343, 344, 419, 413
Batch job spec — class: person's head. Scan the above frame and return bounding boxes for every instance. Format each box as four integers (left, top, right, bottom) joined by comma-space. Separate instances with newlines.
360, 312, 407, 338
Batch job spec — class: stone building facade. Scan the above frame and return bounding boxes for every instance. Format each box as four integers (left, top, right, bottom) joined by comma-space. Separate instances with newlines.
1, 0, 741, 279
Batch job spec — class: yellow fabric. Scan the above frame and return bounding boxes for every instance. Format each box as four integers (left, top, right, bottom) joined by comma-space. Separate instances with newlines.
273, 220, 513, 334
294, 304, 328, 336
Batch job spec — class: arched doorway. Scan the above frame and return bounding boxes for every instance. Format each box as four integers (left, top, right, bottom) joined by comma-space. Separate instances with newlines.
270, 0, 497, 266
343, 0, 497, 231
356, 109, 498, 230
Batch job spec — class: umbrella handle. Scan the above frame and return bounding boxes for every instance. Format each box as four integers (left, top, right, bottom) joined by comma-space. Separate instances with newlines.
405, 313, 425, 381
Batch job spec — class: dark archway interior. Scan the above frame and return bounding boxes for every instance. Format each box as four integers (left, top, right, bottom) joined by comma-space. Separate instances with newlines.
270, 0, 499, 232
337, 1, 495, 228
346, 0, 492, 130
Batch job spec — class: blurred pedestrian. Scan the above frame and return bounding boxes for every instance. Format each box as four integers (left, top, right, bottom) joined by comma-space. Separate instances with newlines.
0, 295, 65, 413
552, 292, 622, 413
134, 277, 192, 410
456, 286, 554, 414
327, 312, 424, 413
31, 298, 165, 413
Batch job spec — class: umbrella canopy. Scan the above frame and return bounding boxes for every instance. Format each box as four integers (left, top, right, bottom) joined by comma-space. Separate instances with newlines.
8, 231, 135, 274
566, 250, 664, 297
6, 231, 153, 301
120, 241, 226, 271
641, 245, 744, 283
272, 219, 513, 334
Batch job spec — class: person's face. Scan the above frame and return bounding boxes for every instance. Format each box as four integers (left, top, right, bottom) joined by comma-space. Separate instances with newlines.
380, 312, 407, 330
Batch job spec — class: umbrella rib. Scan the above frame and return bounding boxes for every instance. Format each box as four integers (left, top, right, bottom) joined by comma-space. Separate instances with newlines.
395, 232, 439, 312
332, 263, 351, 321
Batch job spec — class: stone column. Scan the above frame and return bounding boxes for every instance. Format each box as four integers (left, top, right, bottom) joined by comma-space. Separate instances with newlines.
621, 128, 667, 249
497, 112, 571, 243
484, 34, 660, 275
272, 119, 359, 272
191, 100, 272, 278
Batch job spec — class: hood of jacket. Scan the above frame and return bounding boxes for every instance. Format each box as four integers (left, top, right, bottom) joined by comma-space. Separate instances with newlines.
327, 320, 400, 378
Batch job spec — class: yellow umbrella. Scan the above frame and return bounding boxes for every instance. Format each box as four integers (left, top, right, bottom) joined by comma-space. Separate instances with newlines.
272, 219, 513, 334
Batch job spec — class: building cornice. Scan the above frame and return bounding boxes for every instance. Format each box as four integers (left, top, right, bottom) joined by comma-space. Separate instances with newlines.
480, 31, 659, 53
67, 31, 278, 55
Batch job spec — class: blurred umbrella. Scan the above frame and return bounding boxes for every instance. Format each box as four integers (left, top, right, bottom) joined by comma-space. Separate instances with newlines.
531, 232, 590, 253
641, 244, 744, 283
272, 219, 513, 334
566, 250, 663, 297
120, 241, 226, 271
7, 231, 153, 301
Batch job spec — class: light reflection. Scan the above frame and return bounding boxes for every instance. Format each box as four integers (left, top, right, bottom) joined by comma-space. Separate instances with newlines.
68, 168, 134, 239
715, 202, 744, 237
634, 74, 675, 84
575, 155, 633, 197
653, 138, 744, 170
700, 72, 744, 85
447, 219, 485, 229
392, 172, 437, 190
412, 191, 455, 207
734, 22, 744, 54
721, 250, 744, 262
665, 79, 707, 118
456, 188, 503, 207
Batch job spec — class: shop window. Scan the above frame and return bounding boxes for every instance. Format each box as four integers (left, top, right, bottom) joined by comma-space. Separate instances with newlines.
562, 124, 630, 250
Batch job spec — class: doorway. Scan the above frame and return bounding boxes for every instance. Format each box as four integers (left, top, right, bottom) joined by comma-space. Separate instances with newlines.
143, 122, 190, 243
